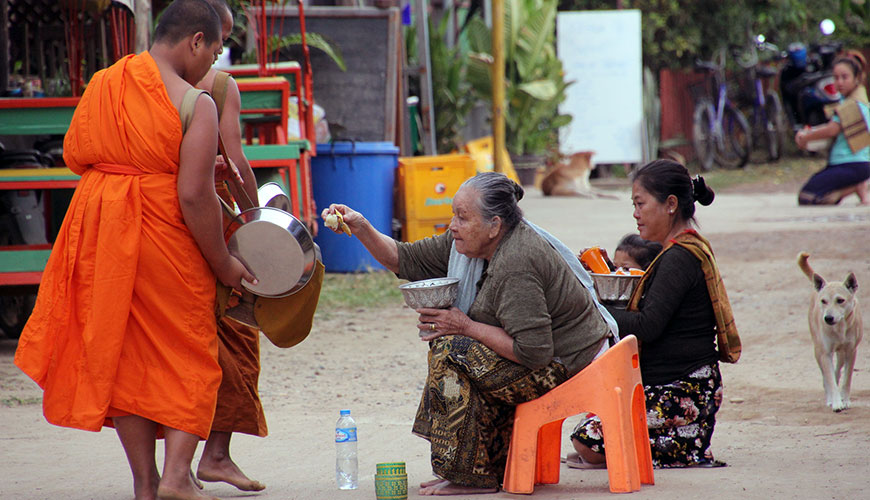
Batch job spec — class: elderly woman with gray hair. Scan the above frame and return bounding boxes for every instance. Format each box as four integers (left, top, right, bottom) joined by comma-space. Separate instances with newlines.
322, 172, 616, 495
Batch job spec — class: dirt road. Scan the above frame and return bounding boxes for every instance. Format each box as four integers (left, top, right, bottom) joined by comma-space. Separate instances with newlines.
2, 186, 868, 500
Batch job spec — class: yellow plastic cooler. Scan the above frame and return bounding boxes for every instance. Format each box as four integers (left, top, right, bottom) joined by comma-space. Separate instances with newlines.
397, 154, 476, 242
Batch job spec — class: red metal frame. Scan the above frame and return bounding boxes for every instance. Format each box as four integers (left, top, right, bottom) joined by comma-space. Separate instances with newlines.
297, 0, 315, 156
0, 97, 80, 109
0, 156, 299, 287
236, 78, 291, 145
295, 0, 316, 224
0, 272, 44, 286
223, 61, 299, 76
63, 3, 86, 96
225, 67, 307, 147
238, 0, 317, 226
0, 1, 320, 286
0, 180, 79, 190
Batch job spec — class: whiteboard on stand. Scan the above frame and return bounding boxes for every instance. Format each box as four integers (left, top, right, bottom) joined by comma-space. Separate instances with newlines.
557, 10, 643, 164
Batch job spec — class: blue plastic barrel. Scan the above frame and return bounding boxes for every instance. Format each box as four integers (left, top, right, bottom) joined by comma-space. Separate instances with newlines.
311, 142, 398, 272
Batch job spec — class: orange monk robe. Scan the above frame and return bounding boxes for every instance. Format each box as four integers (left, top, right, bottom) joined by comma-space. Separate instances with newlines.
212, 317, 268, 436
14, 52, 221, 439
213, 182, 267, 437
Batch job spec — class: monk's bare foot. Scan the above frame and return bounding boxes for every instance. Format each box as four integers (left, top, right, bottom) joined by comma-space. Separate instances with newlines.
133, 482, 157, 500
189, 469, 203, 489
197, 456, 265, 492
156, 483, 220, 500
420, 478, 444, 488
419, 480, 498, 496
132, 474, 160, 500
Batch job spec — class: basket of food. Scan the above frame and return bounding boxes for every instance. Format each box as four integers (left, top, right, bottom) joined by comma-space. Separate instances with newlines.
398, 277, 460, 309
590, 273, 642, 307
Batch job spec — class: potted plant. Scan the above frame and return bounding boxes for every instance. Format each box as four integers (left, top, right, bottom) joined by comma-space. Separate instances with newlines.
464, 0, 572, 182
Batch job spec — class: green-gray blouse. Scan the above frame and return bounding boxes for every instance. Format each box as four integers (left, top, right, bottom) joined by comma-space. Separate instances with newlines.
396, 221, 609, 376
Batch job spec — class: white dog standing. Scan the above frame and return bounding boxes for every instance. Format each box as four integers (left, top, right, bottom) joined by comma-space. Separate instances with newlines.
798, 252, 863, 412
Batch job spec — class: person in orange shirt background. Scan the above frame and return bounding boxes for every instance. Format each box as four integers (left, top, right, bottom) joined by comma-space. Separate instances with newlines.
14, 1, 254, 499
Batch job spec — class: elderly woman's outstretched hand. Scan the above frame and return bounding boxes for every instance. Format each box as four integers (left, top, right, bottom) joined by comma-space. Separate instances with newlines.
321, 203, 365, 235
417, 307, 473, 341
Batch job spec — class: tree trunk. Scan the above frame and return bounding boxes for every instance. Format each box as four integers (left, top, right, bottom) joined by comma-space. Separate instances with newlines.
134, 0, 151, 54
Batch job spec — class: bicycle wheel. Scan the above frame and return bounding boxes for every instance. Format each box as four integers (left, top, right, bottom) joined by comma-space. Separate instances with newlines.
692, 101, 716, 172
762, 92, 786, 161
714, 104, 752, 169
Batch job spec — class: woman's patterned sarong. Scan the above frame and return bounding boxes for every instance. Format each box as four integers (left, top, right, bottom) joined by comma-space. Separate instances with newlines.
571, 362, 723, 468
412, 335, 568, 488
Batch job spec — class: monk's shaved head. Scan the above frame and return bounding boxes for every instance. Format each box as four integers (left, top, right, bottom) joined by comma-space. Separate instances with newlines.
153, 0, 222, 46
203, 0, 233, 25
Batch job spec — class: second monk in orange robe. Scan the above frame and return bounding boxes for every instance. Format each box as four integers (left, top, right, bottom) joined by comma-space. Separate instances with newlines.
193, 1, 267, 493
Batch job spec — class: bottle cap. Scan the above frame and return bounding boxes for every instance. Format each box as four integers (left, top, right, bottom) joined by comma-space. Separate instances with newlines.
340, 409, 350, 416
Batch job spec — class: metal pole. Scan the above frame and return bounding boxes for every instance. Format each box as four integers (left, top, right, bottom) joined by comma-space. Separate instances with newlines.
414, 0, 437, 155
492, 0, 504, 172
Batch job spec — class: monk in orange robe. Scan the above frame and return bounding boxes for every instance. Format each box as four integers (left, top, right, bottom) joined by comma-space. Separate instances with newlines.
13, 1, 253, 499
192, 0, 268, 493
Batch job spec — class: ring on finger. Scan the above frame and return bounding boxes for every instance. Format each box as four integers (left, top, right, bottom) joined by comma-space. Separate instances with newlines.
430, 323, 436, 331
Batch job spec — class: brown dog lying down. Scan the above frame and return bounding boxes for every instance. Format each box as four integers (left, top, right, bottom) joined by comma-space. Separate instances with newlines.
798, 252, 863, 412
541, 151, 618, 199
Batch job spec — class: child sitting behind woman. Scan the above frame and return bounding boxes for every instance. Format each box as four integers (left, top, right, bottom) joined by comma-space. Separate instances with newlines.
611, 234, 662, 271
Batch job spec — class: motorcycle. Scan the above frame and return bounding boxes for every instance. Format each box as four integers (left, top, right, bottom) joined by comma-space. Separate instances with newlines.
778, 21, 843, 131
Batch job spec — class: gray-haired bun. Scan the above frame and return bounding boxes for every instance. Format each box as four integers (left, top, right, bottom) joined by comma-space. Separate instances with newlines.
513, 182, 525, 202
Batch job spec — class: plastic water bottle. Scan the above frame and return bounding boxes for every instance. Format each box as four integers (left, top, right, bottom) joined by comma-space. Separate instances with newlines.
335, 409, 358, 489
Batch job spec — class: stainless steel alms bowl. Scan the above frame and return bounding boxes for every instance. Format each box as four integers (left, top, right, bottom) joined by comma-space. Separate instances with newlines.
398, 277, 460, 309
258, 182, 292, 213
591, 273, 642, 305
226, 206, 316, 298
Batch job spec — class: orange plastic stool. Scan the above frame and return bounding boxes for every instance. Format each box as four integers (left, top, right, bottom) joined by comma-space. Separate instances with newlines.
503, 335, 654, 494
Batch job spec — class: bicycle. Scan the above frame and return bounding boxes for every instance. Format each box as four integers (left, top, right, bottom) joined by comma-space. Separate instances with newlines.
691, 49, 752, 171
735, 37, 788, 161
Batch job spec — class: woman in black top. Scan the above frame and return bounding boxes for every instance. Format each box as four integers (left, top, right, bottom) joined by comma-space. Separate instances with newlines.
569, 159, 733, 469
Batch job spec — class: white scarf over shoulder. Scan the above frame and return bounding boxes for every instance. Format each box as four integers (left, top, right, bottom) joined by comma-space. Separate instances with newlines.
445, 220, 619, 342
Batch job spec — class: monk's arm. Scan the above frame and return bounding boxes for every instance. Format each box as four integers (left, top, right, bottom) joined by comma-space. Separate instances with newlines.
178, 95, 239, 283
221, 78, 259, 206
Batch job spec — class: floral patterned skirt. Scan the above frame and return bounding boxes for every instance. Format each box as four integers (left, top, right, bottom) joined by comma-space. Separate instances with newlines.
412, 335, 569, 488
570, 362, 723, 468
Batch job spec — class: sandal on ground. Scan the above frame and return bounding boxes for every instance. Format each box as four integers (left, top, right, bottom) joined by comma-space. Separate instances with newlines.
694, 459, 728, 468
561, 452, 606, 470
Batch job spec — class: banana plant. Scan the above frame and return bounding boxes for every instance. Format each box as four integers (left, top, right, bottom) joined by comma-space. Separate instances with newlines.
429, 11, 476, 153
269, 33, 347, 71
464, 0, 573, 156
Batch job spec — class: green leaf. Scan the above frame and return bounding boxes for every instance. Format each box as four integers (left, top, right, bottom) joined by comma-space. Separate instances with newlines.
270, 33, 346, 71
518, 80, 557, 101
459, 0, 570, 154
466, 17, 492, 54
550, 114, 573, 128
